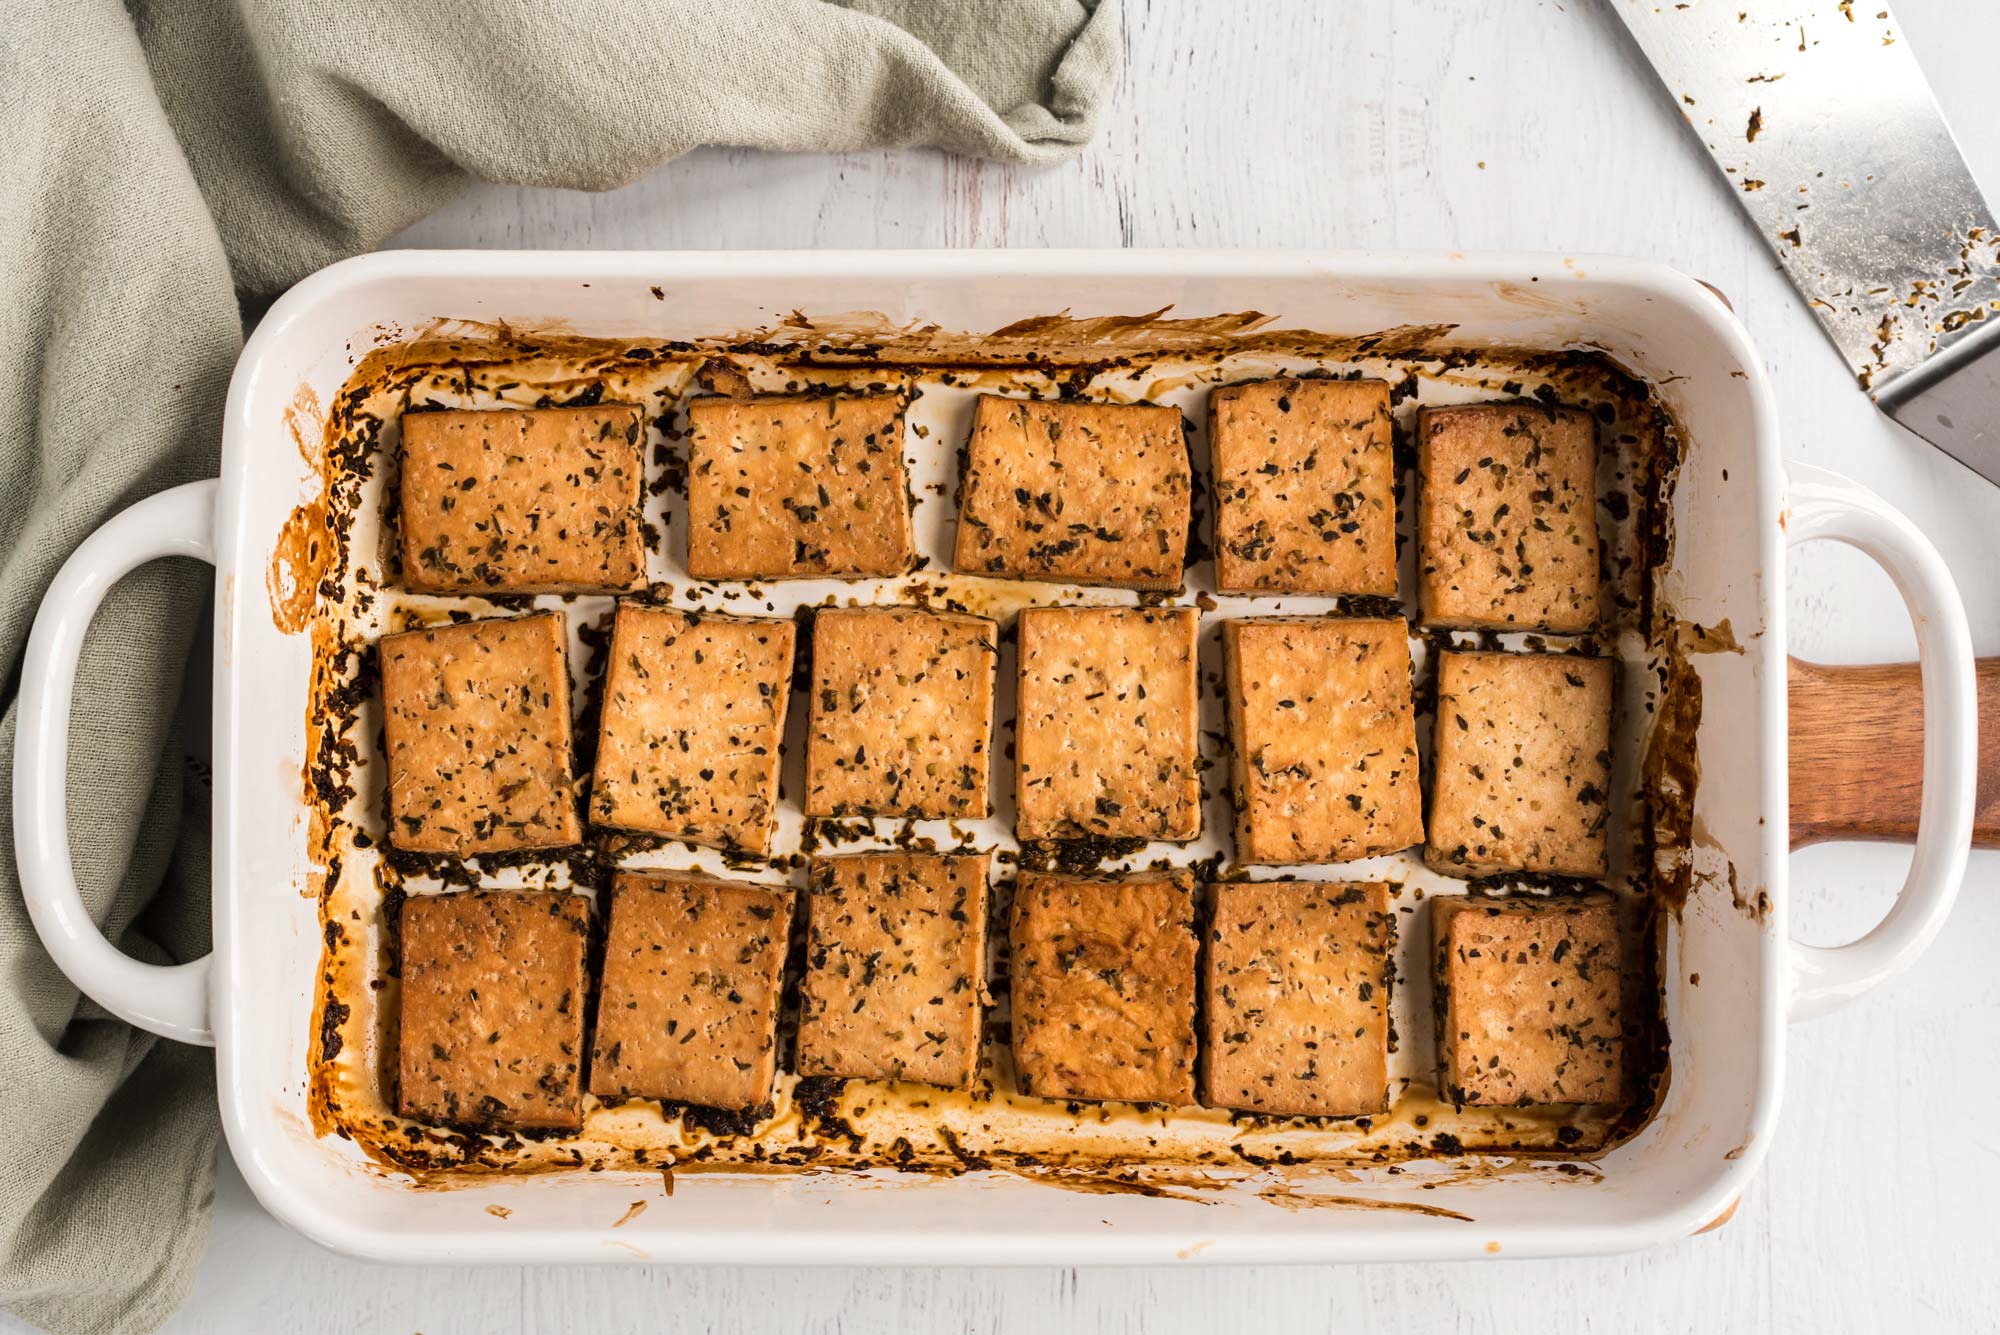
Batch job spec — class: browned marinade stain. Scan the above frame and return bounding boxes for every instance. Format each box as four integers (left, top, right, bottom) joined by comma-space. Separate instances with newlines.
1646, 618, 1750, 921
296, 304, 1691, 1191
270, 376, 353, 636
285, 384, 324, 467
267, 498, 331, 634
1255, 1186, 1474, 1222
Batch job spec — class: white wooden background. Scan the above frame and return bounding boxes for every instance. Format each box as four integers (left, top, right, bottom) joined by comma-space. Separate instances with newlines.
27, 0, 2000, 1330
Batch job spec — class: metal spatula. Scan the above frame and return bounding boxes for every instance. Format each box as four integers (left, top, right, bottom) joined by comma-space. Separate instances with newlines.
1609, 0, 2000, 481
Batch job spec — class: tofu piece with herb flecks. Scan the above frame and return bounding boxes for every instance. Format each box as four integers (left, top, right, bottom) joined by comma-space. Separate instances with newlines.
589, 871, 794, 1113
953, 395, 1191, 590
1202, 880, 1394, 1117
381, 611, 581, 857
1009, 870, 1198, 1106
1426, 651, 1613, 878
804, 607, 998, 820
685, 394, 914, 579
796, 852, 990, 1087
398, 404, 646, 594
1433, 894, 1626, 1106
1209, 378, 1397, 596
1416, 402, 1600, 632
397, 890, 590, 1131
589, 604, 795, 854
1014, 605, 1201, 842
1223, 616, 1423, 864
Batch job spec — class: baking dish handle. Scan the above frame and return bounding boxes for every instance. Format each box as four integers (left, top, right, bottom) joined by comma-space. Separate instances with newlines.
1783, 462, 1974, 1021
13, 479, 218, 1046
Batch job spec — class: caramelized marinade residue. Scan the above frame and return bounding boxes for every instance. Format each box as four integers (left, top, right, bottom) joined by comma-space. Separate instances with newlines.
297, 309, 1686, 1185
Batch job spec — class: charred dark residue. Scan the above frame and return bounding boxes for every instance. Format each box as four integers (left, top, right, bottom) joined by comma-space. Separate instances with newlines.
318, 997, 351, 1063
1014, 836, 1150, 876
298, 308, 1689, 1187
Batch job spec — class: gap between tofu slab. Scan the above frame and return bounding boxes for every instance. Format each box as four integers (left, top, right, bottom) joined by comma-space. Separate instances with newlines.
293, 308, 1681, 1186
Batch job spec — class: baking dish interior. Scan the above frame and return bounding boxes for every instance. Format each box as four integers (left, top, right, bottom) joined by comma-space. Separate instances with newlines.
214, 251, 1783, 1262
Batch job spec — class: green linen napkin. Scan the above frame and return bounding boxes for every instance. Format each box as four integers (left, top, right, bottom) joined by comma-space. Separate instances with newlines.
0, 3, 1120, 1330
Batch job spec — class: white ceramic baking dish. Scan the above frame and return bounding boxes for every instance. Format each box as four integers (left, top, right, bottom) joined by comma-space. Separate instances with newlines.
13, 250, 1978, 1263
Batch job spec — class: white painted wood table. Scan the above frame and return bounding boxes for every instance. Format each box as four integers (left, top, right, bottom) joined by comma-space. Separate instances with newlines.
55, 1, 2000, 1330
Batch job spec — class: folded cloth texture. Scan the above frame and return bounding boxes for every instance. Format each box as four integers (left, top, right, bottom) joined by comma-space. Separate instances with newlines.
0, 2, 1119, 1330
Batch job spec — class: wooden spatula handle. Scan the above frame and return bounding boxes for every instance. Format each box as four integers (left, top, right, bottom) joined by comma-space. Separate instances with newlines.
1788, 655, 2000, 849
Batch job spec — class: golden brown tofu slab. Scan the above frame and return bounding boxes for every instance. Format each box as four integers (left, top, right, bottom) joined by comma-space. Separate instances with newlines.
589, 871, 794, 1113
1009, 871, 1198, 1106
1202, 881, 1393, 1117
1210, 378, 1397, 596
685, 395, 914, 580
953, 396, 1191, 590
1224, 617, 1423, 864
381, 612, 581, 857
1426, 651, 1612, 878
397, 890, 589, 1131
398, 404, 646, 594
1434, 895, 1626, 1106
1416, 403, 1600, 632
1015, 606, 1201, 842
796, 852, 990, 1087
590, 605, 795, 854
805, 608, 998, 820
